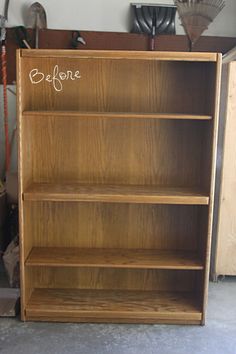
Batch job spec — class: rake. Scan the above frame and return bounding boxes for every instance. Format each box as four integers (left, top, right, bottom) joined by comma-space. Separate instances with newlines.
174, 0, 225, 51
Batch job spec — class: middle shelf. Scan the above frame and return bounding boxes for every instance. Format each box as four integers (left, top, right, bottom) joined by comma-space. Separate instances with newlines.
26, 247, 204, 270
23, 111, 213, 120
23, 183, 209, 205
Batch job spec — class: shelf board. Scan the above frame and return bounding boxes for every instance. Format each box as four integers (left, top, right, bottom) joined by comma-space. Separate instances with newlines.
23, 111, 212, 120
26, 247, 204, 270
23, 183, 209, 205
26, 288, 202, 323
21, 49, 218, 62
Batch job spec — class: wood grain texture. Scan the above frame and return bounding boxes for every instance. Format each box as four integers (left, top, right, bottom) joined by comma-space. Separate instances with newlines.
26, 247, 204, 270
21, 115, 210, 189
201, 54, 222, 325
215, 62, 236, 276
23, 183, 209, 204
17, 50, 33, 321
23, 111, 212, 120
17, 49, 221, 324
21, 49, 217, 61
26, 289, 201, 323
24, 316, 201, 324
20, 52, 214, 115
27, 267, 198, 292
23, 202, 202, 251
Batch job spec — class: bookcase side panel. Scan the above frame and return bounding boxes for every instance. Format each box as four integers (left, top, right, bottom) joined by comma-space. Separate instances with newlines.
202, 55, 222, 324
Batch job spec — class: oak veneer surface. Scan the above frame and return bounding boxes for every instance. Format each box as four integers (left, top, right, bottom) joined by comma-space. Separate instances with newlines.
24, 183, 209, 204
22, 115, 211, 189
23, 111, 212, 120
17, 50, 221, 324
21, 55, 214, 115
25, 317, 201, 324
26, 289, 201, 322
27, 267, 198, 292
23, 202, 202, 252
21, 49, 217, 61
201, 55, 222, 324
26, 247, 203, 270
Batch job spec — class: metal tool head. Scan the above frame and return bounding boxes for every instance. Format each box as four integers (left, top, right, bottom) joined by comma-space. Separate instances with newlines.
0, 15, 6, 41
26, 2, 47, 29
0, 0, 10, 41
131, 3, 176, 35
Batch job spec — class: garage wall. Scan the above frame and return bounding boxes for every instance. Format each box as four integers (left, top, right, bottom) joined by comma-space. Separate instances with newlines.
0, 0, 236, 36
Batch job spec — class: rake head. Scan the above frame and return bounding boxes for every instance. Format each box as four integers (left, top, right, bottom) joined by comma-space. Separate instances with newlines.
174, 0, 225, 51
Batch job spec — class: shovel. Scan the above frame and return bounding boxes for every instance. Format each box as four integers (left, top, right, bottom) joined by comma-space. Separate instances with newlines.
131, 4, 176, 51
26, 2, 47, 48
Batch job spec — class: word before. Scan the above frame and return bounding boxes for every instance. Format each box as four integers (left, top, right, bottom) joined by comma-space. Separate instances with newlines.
29, 65, 82, 92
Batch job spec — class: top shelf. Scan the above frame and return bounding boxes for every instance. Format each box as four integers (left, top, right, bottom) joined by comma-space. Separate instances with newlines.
20, 49, 218, 62
22, 111, 212, 120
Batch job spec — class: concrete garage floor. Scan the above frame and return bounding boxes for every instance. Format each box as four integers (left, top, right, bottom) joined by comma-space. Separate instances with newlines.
0, 279, 235, 354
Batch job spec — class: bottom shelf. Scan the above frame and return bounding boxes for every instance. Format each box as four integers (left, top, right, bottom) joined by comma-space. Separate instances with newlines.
25, 288, 202, 324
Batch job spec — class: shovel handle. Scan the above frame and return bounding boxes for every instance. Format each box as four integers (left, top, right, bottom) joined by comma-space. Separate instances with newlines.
1, 44, 10, 172
35, 13, 39, 48
35, 27, 39, 48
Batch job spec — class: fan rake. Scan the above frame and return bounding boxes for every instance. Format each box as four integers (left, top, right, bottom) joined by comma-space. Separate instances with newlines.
174, 0, 225, 51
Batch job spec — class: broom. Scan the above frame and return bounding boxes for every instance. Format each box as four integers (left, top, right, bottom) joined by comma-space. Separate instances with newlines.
174, 0, 225, 51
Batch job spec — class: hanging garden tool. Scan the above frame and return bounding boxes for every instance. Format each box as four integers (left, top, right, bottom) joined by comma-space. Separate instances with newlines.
0, 0, 10, 175
26, 2, 47, 48
131, 3, 176, 51
71, 31, 86, 49
174, 0, 225, 51
15, 26, 31, 49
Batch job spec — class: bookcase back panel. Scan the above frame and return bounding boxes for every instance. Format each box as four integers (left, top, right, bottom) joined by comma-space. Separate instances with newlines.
22, 116, 210, 188
23, 202, 203, 253
21, 57, 214, 115
26, 267, 198, 292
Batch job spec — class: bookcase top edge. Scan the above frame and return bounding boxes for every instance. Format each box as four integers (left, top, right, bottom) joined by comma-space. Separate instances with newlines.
18, 49, 219, 62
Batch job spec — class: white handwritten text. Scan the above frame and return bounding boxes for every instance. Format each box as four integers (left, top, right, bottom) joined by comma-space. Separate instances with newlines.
29, 65, 81, 92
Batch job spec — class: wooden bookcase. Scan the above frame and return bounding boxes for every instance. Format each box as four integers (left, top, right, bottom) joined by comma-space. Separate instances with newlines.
17, 49, 221, 324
